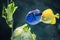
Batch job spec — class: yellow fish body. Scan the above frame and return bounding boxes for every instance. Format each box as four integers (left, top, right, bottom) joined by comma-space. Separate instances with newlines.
40, 9, 59, 24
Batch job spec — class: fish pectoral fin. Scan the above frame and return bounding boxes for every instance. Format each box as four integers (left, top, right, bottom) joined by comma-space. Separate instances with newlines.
55, 13, 59, 19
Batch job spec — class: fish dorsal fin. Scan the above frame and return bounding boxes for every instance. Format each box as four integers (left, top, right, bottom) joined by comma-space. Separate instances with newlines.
55, 13, 59, 19
42, 9, 55, 17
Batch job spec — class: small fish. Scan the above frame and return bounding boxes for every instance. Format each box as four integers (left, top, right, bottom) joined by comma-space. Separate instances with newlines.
40, 9, 59, 24
26, 9, 42, 25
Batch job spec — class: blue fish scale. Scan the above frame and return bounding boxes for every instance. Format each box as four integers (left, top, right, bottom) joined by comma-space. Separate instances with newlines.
26, 10, 41, 25
26, 13, 36, 22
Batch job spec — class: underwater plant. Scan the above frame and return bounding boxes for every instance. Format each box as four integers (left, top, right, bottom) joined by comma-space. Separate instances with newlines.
2, 1, 36, 40
11, 24, 36, 40
2, 2, 18, 28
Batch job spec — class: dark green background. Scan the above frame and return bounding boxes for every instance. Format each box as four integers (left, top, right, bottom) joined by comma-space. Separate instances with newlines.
0, 0, 60, 40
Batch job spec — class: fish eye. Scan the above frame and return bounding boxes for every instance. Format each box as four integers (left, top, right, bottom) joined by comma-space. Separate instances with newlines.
41, 16, 46, 20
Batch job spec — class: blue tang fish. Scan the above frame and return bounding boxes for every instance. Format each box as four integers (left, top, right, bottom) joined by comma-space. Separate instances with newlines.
26, 9, 41, 25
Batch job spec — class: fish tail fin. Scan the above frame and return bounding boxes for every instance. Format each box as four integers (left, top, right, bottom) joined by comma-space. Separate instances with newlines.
55, 13, 59, 19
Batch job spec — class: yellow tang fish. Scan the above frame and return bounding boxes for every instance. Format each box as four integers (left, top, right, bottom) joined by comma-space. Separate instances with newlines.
40, 9, 59, 24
